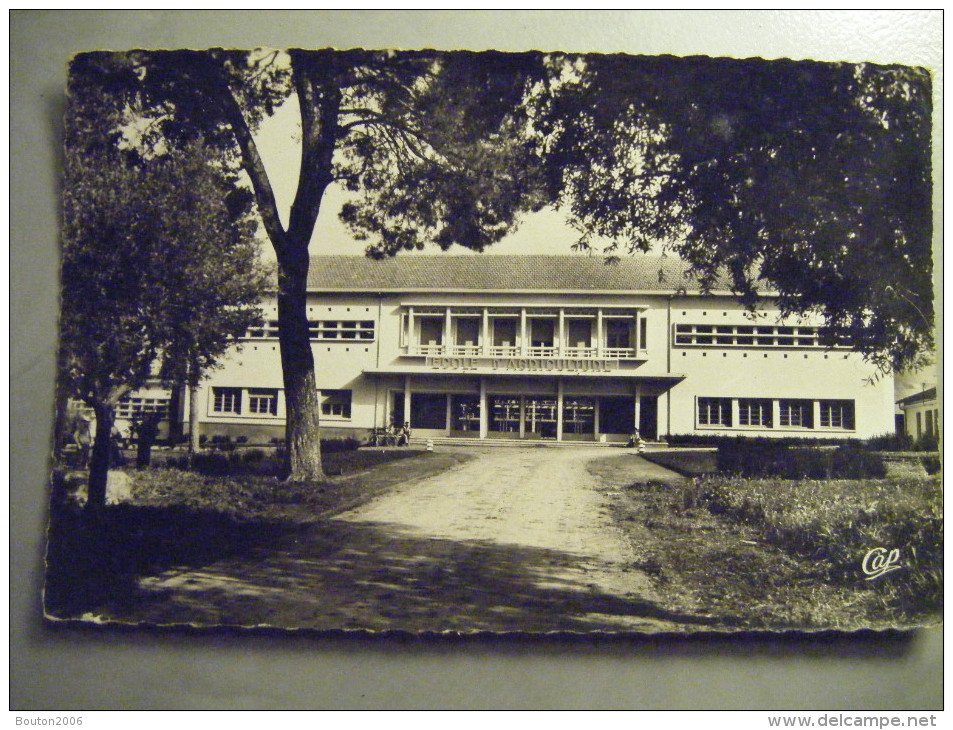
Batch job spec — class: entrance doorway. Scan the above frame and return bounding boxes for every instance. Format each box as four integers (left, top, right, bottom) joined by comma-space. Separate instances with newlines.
488, 395, 558, 439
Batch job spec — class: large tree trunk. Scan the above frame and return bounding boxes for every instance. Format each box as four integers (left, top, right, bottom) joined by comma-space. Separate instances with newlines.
85, 402, 116, 515
207, 52, 342, 482
277, 246, 324, 481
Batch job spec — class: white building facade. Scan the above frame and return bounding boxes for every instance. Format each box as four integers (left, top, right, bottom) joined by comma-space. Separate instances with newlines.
192, 255, 895, 444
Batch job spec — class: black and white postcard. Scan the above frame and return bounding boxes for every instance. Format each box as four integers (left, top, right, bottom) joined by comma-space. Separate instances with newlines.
45, 47, 940, 635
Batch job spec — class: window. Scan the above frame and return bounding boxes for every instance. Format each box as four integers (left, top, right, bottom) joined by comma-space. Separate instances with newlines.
212, 387, 242, 414
674, 323, 834, 349
116, 396, 169, 420
567, 319, 592, 348
492, 318, 517, 348
418, 317, 444, 346
563, 397, 595, 434
698, 397, 732, 427
411, 392, 446, 429
738, 399, 772, 427
455, 318, 480, 348
248, 388, 278, 416
451, 395, 480, 431
925, 409, 933, 437
605, 319, 631, 349
819, 400, 854, 429
779, 399, 813, 428
530, 318, 555, 347
320, 390, 352, 419
309, 320, 375, 341
246, 320, 280, 338
639, 317, 648, 349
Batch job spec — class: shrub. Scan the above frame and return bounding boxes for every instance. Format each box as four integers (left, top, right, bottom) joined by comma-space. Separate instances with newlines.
209, 435, 235, 451
668, 433, 856, 449
716, 440, 885, 480
320, 437, 361, 453
921, 455, 941, 475
864, 432, 915, 452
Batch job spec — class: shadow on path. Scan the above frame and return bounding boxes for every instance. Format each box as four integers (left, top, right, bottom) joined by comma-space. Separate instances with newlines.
117, 517, 729, 634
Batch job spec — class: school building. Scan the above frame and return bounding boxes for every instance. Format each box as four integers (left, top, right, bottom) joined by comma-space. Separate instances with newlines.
182, 255, 895, 445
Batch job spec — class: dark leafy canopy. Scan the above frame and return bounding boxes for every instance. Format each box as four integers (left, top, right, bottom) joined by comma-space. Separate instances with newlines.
541, 55, 934, 372
69, 49, 550, 256
59, 143, 266, 409
68, 48, 555, 480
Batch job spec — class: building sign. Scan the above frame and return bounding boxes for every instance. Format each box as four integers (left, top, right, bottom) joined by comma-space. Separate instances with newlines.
424, 356, 619, 372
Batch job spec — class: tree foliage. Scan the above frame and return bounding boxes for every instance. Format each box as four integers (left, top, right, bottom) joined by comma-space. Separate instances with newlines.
540, 55, 934, 371
68, 48, 552, 479
60, 139, 267, 511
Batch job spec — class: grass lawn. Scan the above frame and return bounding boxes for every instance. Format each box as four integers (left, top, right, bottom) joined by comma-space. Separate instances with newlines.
590, 455, 942, 630
641, 448, 717, 477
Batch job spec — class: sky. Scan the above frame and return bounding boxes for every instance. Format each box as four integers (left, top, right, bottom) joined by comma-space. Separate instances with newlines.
252, 91, 618, 260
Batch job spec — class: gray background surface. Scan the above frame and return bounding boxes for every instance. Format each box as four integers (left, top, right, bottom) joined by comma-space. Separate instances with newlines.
10, 10, 942, 710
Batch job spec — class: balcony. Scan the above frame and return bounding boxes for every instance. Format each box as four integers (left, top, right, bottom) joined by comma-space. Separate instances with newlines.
564, 346, 597, 358
450, 344, 481, 356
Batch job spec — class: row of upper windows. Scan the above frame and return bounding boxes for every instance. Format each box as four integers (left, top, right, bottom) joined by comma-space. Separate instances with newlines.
698, 397, 855, 430
675, 324, 847, 349
245, 320, 375, 341
405, 314, 647, 351
211, 387, 352, 419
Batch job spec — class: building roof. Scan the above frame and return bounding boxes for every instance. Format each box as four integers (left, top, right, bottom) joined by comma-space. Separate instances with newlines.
897, 386, 937, 407
306, 255, 733, 293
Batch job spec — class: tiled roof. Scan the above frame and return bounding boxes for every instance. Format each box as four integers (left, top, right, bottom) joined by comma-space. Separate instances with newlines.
306, 255, 731, 293
897, 386, 937, 407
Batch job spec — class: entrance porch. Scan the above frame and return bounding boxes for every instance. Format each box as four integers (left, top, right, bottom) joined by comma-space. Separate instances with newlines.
384, 375, 667, 443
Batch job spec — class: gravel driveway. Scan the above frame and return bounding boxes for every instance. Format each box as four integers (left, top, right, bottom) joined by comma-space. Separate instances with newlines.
134, 447, 709, 633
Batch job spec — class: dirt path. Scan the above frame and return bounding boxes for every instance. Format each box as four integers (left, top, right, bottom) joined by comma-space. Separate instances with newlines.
338, 448, 674, 612
130, 448, 714, 633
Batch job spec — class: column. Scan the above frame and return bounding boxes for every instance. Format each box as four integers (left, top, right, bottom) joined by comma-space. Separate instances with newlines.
558, 308, 565, 355
812, 399, 821, 430
403, 376, 412, 428
772, 399, 781, 430
481, 307, 489, 357
407, 307, 415, 354
519, 396, 526, 439
519, 308, 527, 356
444, 307, 452, 355
594, 398, 601, 440
634, 383, 642, 435
556, 378, 564, 442
596, 309, 604, 358
479, 377, 488, 439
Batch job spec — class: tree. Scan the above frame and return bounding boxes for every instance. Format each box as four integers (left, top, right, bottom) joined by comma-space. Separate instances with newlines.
539, 55, 934, 373
67, 49, 550, 480
59, 142, 267, 513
